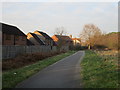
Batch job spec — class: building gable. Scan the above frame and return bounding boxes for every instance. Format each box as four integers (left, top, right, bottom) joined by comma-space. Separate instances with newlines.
34, 31, 53, 40
1, 23, 26, 36
27, 33, 45, 45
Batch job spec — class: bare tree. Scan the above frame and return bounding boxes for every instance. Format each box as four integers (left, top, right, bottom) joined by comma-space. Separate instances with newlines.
80, 24, 102, 49
54, 26, 67, 35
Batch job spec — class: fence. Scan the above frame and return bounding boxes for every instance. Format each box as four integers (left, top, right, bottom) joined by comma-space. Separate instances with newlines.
2, 45, 69, 59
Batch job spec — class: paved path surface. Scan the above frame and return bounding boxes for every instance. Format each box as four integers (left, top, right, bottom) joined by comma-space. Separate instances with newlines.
16, 51, 85, 88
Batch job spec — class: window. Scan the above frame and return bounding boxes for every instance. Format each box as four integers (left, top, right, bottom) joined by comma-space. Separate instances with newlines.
15, 35, 19, 41
6, 34, 11, 40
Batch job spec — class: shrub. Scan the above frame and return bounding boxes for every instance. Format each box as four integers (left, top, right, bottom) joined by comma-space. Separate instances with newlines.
69, 45, 87, 51
2, 51, 65, 71
93, 45, 107, 50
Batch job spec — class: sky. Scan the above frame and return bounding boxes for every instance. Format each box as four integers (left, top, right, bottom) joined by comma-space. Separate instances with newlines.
1, 1, 118, 37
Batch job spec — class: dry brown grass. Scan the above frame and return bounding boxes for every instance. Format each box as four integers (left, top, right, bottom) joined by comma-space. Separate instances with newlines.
2, 51, 66, 71
94, 50, 119, 70
95, 50, 118, 56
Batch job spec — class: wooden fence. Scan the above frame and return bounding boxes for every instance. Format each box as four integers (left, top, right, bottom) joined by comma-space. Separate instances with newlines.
2, 45, 69, 59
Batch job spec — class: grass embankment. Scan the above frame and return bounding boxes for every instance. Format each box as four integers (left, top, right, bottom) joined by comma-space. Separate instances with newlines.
3, 50, 76, 88
80, 50, 119, 88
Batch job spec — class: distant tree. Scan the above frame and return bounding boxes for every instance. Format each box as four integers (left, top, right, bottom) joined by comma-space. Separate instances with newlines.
90, 32, 119, 50
54, 26, 67, 35
80, 24, 102, 49
104, 33, 119, 50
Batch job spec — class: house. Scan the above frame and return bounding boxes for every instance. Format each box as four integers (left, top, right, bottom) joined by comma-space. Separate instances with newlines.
1, 23, 27, 45
34, 30, 56, 46
52, 35, 73, 46
72, 38, 81, 46
27, 32, 45, 45
27, 39, 34, 46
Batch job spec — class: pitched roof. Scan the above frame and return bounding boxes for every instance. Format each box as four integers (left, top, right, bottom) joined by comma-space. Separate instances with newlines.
72, 38, 81, 41
30, 33, 45, 45
1, 23, 26, 36
37, 31, 57, 46
54, 35, 73, 41
36, 31, 53, 40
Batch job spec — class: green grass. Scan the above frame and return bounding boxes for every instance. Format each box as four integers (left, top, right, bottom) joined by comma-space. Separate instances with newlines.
3, 50, 76, 88
80, 50, 119, 88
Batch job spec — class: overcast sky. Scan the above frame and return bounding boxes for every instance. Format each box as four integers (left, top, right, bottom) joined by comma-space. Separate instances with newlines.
2, 2, 118, 37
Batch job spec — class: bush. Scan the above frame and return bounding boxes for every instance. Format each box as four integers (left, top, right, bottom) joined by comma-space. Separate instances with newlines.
94, 33, 119, 50
69, 45, 87, 51
93, 45, 107, 50
80, 46, 88, 50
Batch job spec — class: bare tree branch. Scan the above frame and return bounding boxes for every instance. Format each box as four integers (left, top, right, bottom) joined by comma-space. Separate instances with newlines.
54, 26, 67, 35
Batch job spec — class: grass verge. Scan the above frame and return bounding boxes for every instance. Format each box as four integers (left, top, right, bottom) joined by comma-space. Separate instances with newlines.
80, 50, 119, 88
3, 50, 76, 88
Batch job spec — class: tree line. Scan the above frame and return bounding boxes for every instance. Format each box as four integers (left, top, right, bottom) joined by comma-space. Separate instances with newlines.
53, 24, 119, 50
80, 24, 119, 50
